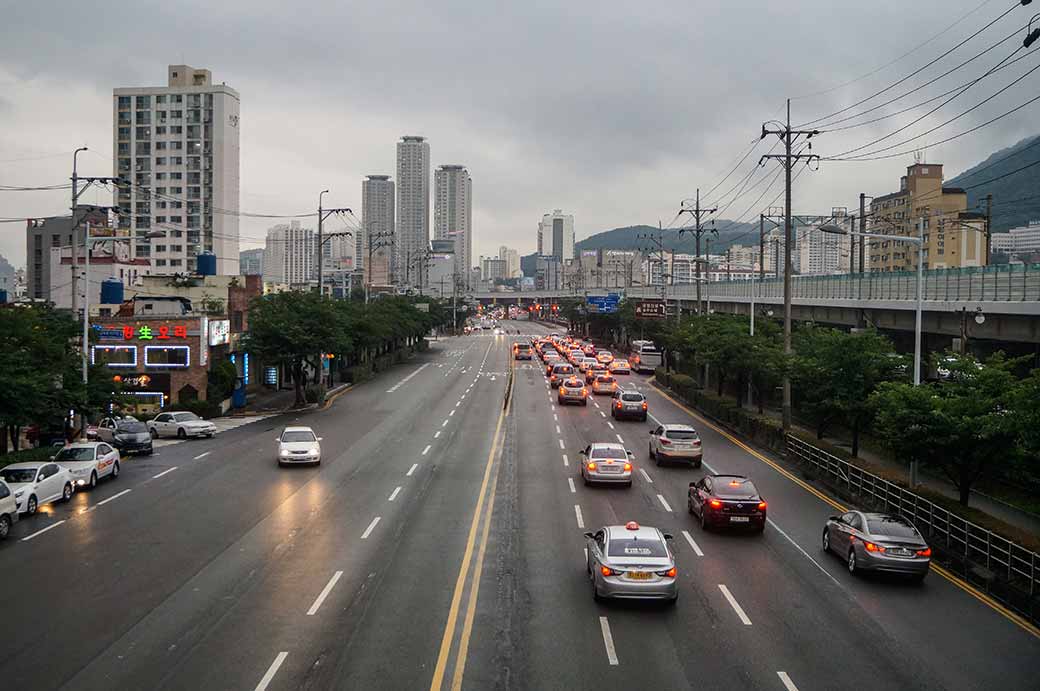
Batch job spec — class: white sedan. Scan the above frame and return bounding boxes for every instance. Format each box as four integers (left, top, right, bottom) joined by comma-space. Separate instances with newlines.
148, 411, 217, 439
0, 462, 75, 515
276, 426, 323, 466
52, 442, 121, 489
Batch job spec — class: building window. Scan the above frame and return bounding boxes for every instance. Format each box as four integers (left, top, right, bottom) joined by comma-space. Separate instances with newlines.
170, 259, 183, 266
145, 345, 190, 367
155, 259, 166, 266
118, 96, 131, 108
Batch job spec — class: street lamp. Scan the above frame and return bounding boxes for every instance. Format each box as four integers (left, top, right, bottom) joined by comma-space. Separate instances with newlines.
821, 221, 926, 386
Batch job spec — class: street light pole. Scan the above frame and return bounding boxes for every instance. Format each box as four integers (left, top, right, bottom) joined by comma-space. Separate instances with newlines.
317, 190, 329, 295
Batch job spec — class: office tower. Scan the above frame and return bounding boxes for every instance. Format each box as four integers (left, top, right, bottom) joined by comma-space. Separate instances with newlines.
498, 246, 520, 278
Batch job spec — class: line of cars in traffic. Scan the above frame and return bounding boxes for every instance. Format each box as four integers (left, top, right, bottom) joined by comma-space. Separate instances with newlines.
526, 331, 933, 603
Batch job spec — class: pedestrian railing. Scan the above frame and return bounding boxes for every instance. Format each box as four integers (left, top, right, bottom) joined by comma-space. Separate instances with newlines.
786, 435, 1040, 598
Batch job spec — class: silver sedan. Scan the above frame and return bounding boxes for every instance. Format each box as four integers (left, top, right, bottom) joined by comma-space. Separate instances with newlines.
578, 443, 633, 487
585, 522, 678, 603
823, 511, 931, 582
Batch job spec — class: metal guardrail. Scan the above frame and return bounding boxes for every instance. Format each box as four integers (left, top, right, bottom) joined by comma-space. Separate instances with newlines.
786, 435, 1039, 597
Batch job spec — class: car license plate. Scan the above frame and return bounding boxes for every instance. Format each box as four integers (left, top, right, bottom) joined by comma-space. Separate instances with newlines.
889, 548, 910, 556
600, 465, 620, 472
730, 516, 750, 523
626, 571, 651, 580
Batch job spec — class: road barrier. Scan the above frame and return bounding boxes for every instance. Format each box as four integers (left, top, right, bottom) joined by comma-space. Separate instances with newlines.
787, 435, 1040, 621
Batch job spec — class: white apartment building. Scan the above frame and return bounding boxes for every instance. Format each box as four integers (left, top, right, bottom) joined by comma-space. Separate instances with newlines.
263, 221, 316, 286
361, 175, 395, 286
991, 221, 1040, 259
396, 136, 431, 287
113, 65, 240, 275
434, 165, 473, 289
799, 222, 851, 275
537, 210, 575, 261
498, 246, 520, 279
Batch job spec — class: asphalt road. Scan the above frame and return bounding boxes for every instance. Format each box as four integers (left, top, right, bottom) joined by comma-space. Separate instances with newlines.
1, 320, 1037, 690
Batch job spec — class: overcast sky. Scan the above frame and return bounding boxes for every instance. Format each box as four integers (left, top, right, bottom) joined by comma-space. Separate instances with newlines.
2, 0, 1038, 269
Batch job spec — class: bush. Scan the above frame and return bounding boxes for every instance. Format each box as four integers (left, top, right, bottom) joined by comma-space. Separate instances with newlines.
207, 359, 238, 403
166, 399, 222, 419
305, 384, 326, 405
0, 446, 58, 470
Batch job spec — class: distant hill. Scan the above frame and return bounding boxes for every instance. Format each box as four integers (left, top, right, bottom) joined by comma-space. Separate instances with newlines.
575, 222, 762, 255
946, 134, 1040, 233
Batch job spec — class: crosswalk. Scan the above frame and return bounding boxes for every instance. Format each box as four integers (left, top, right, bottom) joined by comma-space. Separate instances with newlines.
152, 414, 276, 449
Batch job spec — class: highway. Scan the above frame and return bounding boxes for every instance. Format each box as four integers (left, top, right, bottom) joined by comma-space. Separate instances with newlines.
0, 320, 1037, 690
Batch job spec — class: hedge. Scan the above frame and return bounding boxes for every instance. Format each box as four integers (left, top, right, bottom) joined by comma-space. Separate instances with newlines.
0, 446, 59, 470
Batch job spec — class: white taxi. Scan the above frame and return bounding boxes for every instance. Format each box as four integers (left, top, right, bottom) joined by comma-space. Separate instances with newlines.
52, 442, 121, 489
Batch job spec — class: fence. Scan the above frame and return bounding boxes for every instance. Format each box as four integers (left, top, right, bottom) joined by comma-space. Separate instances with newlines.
786, 435, 1039, 601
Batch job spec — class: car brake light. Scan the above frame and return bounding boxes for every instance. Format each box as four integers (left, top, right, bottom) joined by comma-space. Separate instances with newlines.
656, 567, 677, 578
659, 438, 672, 445
864, 541, 885, 553
615, 401, 622, 409
623, 462, 632, 471
709, 499, 723, 509
916, 547, 932, 557
757, 501, 767, 510
582, 388, 588, 396
642, 402, 648, 409
600, 565, 615, 577
587, 461, 597, 470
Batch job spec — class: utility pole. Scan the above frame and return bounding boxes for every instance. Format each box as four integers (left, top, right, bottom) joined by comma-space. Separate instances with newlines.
759, 214, 766, 281
850, 215, 857, 274
984, 193, 993, 263
70, 147, 88, 318
859, 192, 867, 273
760, 99, 820, 432
678, 188, 718, 314
316, 190, 351, 296
365, 229, 395, 304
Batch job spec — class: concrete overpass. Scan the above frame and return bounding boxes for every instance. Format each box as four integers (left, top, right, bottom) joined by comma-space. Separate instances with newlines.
470, 264, 1040, 345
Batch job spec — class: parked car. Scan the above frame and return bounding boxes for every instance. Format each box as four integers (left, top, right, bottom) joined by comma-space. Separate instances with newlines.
52, 442, 121, 488
96, 416, 154, 455
276, 426, 323, 466
0, 462, 74, 515
0, 479, 19, 539
823, 511, 931, 582
148, 411, 217, 439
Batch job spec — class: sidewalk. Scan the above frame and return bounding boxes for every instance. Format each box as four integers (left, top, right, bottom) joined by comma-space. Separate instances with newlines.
753, 405, 1040, 538
233, 387, 303, 415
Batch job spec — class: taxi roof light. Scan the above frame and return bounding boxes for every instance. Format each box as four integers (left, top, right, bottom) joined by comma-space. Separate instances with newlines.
625, 521, 640, 530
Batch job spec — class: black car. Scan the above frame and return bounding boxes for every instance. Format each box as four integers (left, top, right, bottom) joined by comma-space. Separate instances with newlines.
98, 417, 154, 455
688, 475, 766, 532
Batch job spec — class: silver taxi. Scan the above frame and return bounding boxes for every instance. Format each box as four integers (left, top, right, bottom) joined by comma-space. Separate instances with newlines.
585, 521, 678, 603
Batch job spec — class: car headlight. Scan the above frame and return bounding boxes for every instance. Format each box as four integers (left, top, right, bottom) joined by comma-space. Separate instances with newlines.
14, 489, 24, 498
309, 447, 320, 455
279, 449, 291, 456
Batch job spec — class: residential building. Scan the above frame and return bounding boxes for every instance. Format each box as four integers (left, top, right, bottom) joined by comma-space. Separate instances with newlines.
799, 215, 851, 276
262, 221, 316, 287
536, 256, 564, 290
434, 164, 473, 288
991, 221, 1040, 260
361, 174, 395, 286
428, 239, 457, 299
481, 256, 507, 285
48, 243, 150, 313
728, 244, 759, 273
519, 252, 539, 279
537, 210, 575, 261
113, 64, 240, 275
239, 248, 264, 276
869, 162, 985, 272
499, 246, 520, 279
25, 207, 108, 301
396, 136, 431, 287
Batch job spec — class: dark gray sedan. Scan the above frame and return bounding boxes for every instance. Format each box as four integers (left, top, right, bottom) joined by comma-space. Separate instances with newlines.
823, 511, 931, 582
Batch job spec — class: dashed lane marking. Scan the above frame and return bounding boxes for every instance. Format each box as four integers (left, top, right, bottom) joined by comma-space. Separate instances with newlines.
615, 434, 624, 444
153, 467, 177, 479
193, 451, 210, 460
306, 571, 344, 616
718, 584, 752, 625
388, 486, 402, 502
777, 672, 799, 691
599, 617, 619, 666
407, 463, 418, 476
681, 530, 704, 556
423, 445, 432, 456
254, 652, 288, 691
639, 468, 653, 483
562, 454, 569, 467
656, 494, 673, 512
21, 520, 66, 542
568, 478, 576, 493
558, 439, 565, 449
361, 516, 381, 539
574, 504, 585, 529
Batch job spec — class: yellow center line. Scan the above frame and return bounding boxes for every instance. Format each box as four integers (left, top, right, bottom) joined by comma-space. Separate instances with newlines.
649, 377, 1040, 641
429, 346, 511, 691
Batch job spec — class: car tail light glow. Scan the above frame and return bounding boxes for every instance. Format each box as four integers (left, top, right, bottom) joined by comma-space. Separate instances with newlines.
656, 567, 677, 578
615, 401, 622, 409
582, 388, 588, 396
709, 499, 723, 509
600, 565, 617, 577
916, 547, 932, 557
587, 462, 597, 470
642, 401, 648, 410
757, 501, 767, 510
864, 541, 885, 553
623, 462, 632, 471
659, 438, 672, 445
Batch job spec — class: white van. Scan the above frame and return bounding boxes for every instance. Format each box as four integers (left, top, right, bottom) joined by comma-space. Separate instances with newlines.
629, 340, 663, 373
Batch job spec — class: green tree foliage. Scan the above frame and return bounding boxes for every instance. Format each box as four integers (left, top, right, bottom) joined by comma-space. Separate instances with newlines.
871, 353, 1022, 506
792, 326, 905, 455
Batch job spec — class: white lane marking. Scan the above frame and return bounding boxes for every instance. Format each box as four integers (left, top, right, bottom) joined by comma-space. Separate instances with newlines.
254, 651, 289, 691
94, 488, 131, 508
592, 401, 600, 408
442, 419, 449, 427
551, 404, 556, 411
553, 414, 558, 421
682, 530, 705, 556
568, 478, 576, 493
388, 486, 402, 502
639, 468, 653, 483
449, 410, 455, 417
606, 422, 615, 429
718, 584, 752, 625
648, 412, 663, 426
777, 672, 799, 691
656, 494, 673, 512
193, 451, 210, 460
306, 571, 344, 616
574, 504, 585, 529
386, 363, 430, 393
562, 454, 569, 467
558, 439, 565, 449
599, 617, 619, 666
599, 411, 606, 418
555, 425, 561, 434
615, 434, 625, 444
422, 444, 432, 456
21, 520, 66, 542
361, 517, 381, 539
455, 401, 461, 407
153, 467, 178, 479
767, 518, 843, 588
407, 463, 418, 476
434, 431, 442, 439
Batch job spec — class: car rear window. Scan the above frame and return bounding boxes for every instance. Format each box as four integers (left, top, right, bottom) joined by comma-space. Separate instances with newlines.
553, 365, 574, 374
596, 376, 615, 383
608, 538, 668, 558
867, 516, 920, 538
516, 344, 531, 350
590, 447, 625, 459
620, 393, 643, 402
665, 430, 698, 440
714, 478, 758, 499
